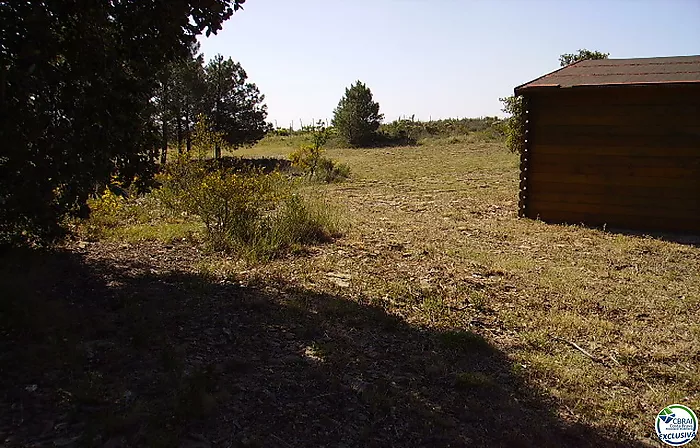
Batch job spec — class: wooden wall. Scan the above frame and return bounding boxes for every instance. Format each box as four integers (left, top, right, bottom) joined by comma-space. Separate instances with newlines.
522, 85, 700, 232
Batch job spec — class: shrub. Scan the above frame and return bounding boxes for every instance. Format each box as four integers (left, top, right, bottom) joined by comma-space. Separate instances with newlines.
500, 95, 526, 154
290, 121, 349, 183
290, 143, 324, 178
315, 158, 351, 183
86, 185, 127, 231
378, 116, 505, 146
157, 161, 281, 251
156, 157, 344, 259
269, 193, 344, 249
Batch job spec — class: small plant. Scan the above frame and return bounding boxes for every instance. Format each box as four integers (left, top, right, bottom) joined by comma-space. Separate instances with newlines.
191, 114, 227, 160
289, 120, 330, 177
500, 95, 526, 154
156, 158, 344, 259
157, 164, 282, 252
272, 193, 344, 246
87, 185, 126, 230
290, 121, 350, 183
83, 176, 140, 237
315, 158, 351, 183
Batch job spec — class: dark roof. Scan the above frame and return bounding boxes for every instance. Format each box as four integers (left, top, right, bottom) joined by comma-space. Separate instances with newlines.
515, 55, 700, 95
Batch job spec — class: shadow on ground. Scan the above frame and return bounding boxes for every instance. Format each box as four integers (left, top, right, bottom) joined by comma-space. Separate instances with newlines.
534, 219, 700, 247
0, 244, 644, 447
204, 156, 292, 173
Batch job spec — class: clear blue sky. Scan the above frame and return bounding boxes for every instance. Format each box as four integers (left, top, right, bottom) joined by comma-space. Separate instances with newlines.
199, 0, 700, 128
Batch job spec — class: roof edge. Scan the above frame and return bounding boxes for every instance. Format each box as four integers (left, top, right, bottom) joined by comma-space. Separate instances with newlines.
514, 59, 587, 96
516, 79, 700, 95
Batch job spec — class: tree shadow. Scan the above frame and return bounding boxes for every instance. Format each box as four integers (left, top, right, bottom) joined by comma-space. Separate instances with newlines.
602, 227, 700, 247
206, 156, 292, 173
0, 245, 645, 447
537, 220, 700, 247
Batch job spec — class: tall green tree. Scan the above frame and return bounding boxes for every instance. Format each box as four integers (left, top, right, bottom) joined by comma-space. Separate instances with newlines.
154, 43, 208, 161
0, 0, 245, 243
332, 81, 383, 147
559, 49, 609, 67
204, 54, 269, 159
173, 49, 208, 154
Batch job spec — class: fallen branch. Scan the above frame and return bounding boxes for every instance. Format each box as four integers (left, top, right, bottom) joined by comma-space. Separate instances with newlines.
552, 336, 603, 364
552, 336, 658, 393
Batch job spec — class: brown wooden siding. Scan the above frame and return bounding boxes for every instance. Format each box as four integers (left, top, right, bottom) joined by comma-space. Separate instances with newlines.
524, 85, 700, 233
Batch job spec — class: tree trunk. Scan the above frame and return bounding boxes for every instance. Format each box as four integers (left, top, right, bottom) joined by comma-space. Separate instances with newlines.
176, 107, 183, 154
215, 141, 221, 159
160, 118, 168, 165
185, 109, 192, 152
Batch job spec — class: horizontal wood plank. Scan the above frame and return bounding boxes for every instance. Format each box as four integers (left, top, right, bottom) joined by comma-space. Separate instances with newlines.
528, 191, 700, 212
528, 162, 700, 178
531, 105, 700, 126
527, 171, 700, 188
531, 123, 700, 138
528, 152, 700, 168
528, 86, 700, 108
531, 144, 700, 157
528, 199, 699, 218
527, 180, 697, 200
531, 132, 699, 148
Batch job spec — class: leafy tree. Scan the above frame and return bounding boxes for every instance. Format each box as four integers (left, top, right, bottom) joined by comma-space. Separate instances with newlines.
154, 44, 208, 163
0, 0, 245, 243
559, 49, 609, 67
169, 44, 208, 155
204, 54, 270, 158
290, 121, 331, 178
155, 67, 175, 165
499, 95, 525, 154
332, 81, 384, 147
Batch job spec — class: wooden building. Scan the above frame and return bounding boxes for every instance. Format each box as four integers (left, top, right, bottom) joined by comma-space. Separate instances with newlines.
515, 55, 700, 233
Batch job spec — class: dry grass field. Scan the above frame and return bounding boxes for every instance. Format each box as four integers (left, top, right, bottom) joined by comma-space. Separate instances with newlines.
1, 137, 698, 447
234, 138, 700, 444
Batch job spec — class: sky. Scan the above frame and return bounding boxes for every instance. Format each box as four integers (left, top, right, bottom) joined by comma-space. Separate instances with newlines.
198, 0, 700, 128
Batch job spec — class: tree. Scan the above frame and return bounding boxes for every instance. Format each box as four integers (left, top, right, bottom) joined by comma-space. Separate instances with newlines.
559, 49, 609, 67
332, 81, 383, 147
0, 0, 245, 243
499, 95, 525, 154
204, 54, 269, 159
169, 44, 208, 155
153, 44, 208, 163
501, 49, 610, 153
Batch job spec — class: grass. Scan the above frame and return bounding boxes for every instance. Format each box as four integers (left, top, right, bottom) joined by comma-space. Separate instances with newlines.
4, 136, 698, 446
106, 220, 203, 244
233, 138, 700, 444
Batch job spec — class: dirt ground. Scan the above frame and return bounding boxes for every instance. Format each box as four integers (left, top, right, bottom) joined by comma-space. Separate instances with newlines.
1, 140, 698, 447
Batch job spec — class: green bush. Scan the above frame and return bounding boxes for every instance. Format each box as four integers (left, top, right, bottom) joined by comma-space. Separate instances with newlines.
315, 158, 351, 183
155, 156, 344, 259
85, 186, 129, 232
269, 194, 344, 248
157, 160, 281, 251
499, 96, 525, 154
378, 116, 505, 146
289, 122, 350, 183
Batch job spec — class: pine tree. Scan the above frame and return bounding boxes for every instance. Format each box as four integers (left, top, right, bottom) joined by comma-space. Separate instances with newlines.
332, 81, 383, 147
